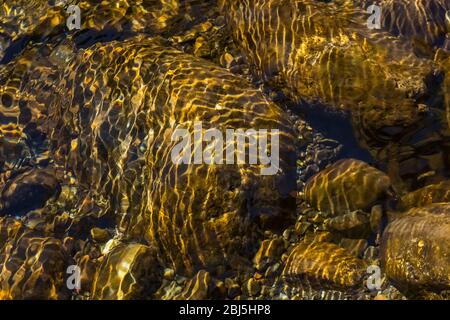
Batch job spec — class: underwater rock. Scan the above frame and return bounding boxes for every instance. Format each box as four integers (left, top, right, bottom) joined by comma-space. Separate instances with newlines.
0, 0, 219, 62
0, 1, 64, 62
172, 270, 213, 300
245, 277, 262, 297
220, 0, 437, 140
1, 168, 60, 216
0, 217, 72, 299
282, 240, 368, 289
253, 238, 286, 271
356, 0, 450, 56
399, 180, 450, 210
438, 54, 450, 131
40, 36, 296, 275
338, 238, 368, 258
0, 123, 32, 174
323, 210, 371, 238
304, 159, 392, 215
91, 243, 162, 300
0, 40, 73, 179
380, 203, 450, 296
89, 227, 111, 243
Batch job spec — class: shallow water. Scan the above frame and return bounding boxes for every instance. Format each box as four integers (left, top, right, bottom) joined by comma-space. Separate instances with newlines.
0, 0, 449, 301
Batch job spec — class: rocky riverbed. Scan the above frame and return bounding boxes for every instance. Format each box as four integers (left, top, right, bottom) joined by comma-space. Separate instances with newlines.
0, 0, 449, 300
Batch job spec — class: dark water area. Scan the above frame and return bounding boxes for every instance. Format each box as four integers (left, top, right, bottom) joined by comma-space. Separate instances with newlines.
0, 35, 32, 65
295, 102, 374, 164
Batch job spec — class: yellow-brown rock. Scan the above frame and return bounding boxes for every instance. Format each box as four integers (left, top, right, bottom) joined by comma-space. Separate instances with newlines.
381, 203, 450, 295
399, 180, 450, 210
220, 0, 436, 139
0, 217, 72, 299
304, 159, 392, 215
91, 243, 162, 300
42, 36, 296, 275
283, 241, 368, 289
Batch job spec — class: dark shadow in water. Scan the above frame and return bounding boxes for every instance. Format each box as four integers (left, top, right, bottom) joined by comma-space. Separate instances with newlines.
294, 101, 374, 164
73, 27, 135, 50
0, 35, 32, 65
0, 25, 136, 66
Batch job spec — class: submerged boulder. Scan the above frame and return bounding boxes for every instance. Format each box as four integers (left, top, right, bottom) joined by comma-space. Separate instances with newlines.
0, 217, 72, 299
304, 159, 392, 215
0, 35, 296, 276
220, 0, 437, 141
356, 0, 450, 55
1, 168, 61, 216
91, 243, 162, 300
283, 240, 368, 289
381, 203, 450, 296
399, 180, 450, 210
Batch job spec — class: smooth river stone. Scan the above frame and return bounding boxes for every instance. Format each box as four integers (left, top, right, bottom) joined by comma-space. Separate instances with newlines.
381, 203, 450, 296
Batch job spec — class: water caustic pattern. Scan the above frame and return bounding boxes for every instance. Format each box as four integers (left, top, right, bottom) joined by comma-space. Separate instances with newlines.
71, 0, 218, 38
44, 36, 296, 275
0, 217, 72, 299
0, 42, 67, 181
0, 168, 60, 215
283, 240, 367, 289
0, 0, 62, 61
0, 0, 218, 59
220, 0, 437, 137
304, 159, 392, 215
381, 203, 450, 297
91, 243, 162, 299
0, 0, 449, 301
399, 180, 450, 210
356, 0, 450, 55
220, 0, 449, 194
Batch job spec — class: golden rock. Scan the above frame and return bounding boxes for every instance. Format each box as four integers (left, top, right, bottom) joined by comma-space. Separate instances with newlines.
283, 241, 368, 289
381, 203, 450, 296
304, 159, 392, 215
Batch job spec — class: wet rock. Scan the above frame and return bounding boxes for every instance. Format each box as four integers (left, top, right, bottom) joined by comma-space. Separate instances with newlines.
193, 36, 210, 57
89, 227, 110, 243
264, 262, 281, 278
220, 52, 236, 69
227, 283, 241, 299
356, 0, 450, 55
283, 241, 368, 289
339, 238, 368, 258
303, 231, 335, 244
173, 270, 212, 300
91, 243, 163, 300
399, 180, 450, 210
164, 268, 175, 281
0, 125, 32, 174
1, 168, 61, 216
363, 246, 379, 263
0, 1, 64, 62
282, 228, 298, 243
295, 221, 312, 236
76, 254, 98, 295
220, 0, 436, 143
246, 278, 261, 297
304, 159, 393, 215
253, 238, 286, 271
324, 210, 371, 238
41, 36, 297, 276
380, 203, 450, 296
0, 217, 72, 299
370, 205, 384, 233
